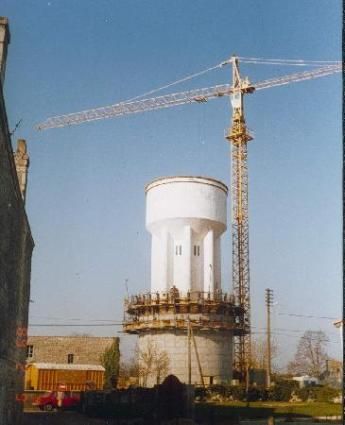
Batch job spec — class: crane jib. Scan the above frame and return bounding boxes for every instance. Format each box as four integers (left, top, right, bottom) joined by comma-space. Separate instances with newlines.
35, 64, 340, 131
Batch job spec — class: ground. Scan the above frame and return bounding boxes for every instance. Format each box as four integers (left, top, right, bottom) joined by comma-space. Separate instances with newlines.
23, 403, 342, 425
23, 411, 132, 425
195, 401, 342, 422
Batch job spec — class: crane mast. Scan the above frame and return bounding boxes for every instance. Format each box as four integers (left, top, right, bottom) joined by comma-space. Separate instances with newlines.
226, 57, 254, 381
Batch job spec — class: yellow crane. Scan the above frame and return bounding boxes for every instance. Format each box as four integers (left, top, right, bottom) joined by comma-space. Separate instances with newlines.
36, 56, 341, 381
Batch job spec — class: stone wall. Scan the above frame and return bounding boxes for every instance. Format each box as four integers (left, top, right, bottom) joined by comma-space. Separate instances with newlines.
138, 330, 233, 387
0, 53, 34, 425
26, 336, 118, 365
0, 17, 34, 425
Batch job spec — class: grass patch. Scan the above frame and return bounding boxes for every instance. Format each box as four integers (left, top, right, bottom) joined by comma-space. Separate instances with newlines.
195, 401, 341, 420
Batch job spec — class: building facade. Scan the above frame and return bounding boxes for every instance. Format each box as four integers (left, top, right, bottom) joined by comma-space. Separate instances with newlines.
26, 336, 118, 365
0, 17, 34, 425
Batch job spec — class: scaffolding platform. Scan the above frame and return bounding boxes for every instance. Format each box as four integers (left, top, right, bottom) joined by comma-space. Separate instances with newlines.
123, 290, 248, 336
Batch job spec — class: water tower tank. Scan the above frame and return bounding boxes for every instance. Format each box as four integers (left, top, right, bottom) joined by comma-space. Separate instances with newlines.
146, 176, 227, 296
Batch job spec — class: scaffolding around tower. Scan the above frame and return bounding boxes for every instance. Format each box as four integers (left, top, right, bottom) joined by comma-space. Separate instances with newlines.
123, 290, 244, 334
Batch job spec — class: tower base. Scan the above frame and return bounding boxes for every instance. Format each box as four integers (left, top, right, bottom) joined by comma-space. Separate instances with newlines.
138, 329, 233, 387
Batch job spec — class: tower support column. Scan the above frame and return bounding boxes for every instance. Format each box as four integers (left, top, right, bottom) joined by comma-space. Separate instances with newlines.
203, 229, 214, 296
181, 225, 192, 293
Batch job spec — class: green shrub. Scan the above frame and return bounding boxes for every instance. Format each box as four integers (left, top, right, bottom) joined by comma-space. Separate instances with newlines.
269, 380, 299, 401
295, 387, 310, 401
230, 385, 247, 401
295, 386, 341, 402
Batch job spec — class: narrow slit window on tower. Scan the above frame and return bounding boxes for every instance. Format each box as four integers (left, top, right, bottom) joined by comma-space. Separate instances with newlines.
194, 245, 200, 256
176, 245, 182, 255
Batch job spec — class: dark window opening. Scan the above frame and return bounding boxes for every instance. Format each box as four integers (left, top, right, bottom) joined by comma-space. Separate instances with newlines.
193, 245, 200, 256
175, 245, 182, 255
26, 345, 34, 358
67, 354, 74, 364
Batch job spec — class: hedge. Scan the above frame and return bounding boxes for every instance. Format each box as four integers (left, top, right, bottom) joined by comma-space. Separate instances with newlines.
194, 382, 339, 403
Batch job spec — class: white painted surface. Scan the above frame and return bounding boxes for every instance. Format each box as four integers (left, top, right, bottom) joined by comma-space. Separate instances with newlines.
146, 176, 228, 295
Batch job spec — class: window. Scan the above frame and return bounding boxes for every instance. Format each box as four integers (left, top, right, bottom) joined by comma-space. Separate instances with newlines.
175, 245, 182, 256
26, 345, 34, 358
193, 245, 200, 256
67, 354, 74, 364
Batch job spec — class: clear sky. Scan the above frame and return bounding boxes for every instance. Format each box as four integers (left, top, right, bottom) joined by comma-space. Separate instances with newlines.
2, 0, 342, 369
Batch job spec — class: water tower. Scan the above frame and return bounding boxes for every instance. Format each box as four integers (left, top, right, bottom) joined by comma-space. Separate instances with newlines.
124, 176, 241, 386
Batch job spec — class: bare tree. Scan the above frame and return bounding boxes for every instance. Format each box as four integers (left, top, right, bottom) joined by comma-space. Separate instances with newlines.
119, 356, 139, 378
287, 330, 328, 377
251, 336, 279, 371
137, 338, 170, 386
154, 349, 170, 385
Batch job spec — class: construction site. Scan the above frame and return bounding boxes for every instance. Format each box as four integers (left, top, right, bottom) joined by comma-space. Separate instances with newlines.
0, 2, 341, 424
36, 57, 341, 388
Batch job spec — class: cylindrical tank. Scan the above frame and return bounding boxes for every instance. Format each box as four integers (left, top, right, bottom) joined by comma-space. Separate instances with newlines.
145, 176, 228, 296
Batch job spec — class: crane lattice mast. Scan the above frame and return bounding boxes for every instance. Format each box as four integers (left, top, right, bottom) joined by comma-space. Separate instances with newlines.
225, 57, 254, 380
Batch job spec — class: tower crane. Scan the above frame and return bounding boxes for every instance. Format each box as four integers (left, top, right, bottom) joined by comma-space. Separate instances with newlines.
36, 57, 341, 381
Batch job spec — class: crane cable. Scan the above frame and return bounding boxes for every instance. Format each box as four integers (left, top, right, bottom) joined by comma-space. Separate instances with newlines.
239, 56, 341, 66
123, 61, 227, 103
121, 56, 341, 104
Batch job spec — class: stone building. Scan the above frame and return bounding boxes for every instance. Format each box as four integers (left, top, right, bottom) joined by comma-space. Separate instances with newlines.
26, 336, 118, 365
0, 17, 34, 425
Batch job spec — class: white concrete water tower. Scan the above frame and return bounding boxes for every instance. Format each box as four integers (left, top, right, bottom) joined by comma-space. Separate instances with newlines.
124, 176, 241, 386
146, 176, 227, 296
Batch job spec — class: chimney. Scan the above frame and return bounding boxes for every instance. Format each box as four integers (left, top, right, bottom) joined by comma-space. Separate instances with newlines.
0, 17, 10, 86
14, 139, 30, 203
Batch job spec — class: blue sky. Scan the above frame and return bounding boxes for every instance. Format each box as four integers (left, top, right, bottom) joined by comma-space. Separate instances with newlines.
2, 0, 342, 368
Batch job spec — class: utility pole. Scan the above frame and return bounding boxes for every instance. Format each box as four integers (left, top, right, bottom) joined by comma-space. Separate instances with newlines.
265, 289, 273, 388
187, 318, 191, 384
190, 324, 205, 388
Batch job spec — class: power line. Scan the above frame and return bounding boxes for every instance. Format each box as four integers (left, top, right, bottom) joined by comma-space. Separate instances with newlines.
278, 313, 338, 320
29, 323, 123, 327
252, 331, 339, 344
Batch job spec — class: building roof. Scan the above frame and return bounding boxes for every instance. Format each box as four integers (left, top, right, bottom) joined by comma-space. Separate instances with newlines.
29, 363, 105, 371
